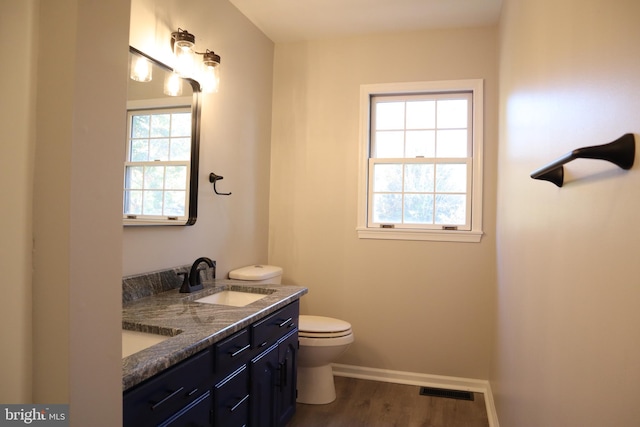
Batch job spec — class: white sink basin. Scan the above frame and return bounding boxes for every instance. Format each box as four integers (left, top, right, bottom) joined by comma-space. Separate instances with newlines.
122, 330, 170, 358
195, 290, 268, 307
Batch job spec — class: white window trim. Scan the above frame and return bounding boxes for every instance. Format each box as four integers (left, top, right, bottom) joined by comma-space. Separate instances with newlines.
357, 79, 484, 243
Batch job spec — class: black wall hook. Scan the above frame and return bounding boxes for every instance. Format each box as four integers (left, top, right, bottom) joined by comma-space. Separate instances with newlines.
209, 172, 232, 195
530, 133, 635, 187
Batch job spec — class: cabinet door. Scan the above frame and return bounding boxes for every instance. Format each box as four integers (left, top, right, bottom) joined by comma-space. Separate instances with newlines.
277, 330, 298, 427
214, 365, 250, 427
249, 343, 279, 427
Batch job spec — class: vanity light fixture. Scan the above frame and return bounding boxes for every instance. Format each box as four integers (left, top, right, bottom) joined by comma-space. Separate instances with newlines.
170, 28, 222, 93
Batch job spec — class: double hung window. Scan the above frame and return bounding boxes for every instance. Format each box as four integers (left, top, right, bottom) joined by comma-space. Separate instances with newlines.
123, 107, 192, 224
357, 80, 484, 242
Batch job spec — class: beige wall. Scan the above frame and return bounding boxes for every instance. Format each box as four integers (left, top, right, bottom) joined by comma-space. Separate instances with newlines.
269, 28, 499, 379
493, 0, 640, 425
0, 0, 38, 403
124, 0, 275, 278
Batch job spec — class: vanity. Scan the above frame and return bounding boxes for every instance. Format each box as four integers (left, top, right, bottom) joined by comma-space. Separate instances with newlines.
122, 266, 307, 427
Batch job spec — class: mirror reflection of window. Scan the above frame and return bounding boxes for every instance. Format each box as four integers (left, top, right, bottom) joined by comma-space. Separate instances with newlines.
125, 47, 201, 226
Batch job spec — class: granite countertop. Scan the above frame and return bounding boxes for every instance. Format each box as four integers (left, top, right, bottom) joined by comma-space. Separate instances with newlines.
122, 279, 307, 391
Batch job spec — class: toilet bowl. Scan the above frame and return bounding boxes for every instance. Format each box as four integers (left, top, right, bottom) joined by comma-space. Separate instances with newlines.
297, 315, 354, 404
228, 265, 355, 405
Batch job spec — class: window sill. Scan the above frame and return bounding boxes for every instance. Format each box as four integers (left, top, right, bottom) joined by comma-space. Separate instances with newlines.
356, 227, 483, 243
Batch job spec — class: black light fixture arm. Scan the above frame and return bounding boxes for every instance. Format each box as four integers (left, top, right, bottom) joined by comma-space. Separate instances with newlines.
530, 133, 635, 187
209, 172, 232, 196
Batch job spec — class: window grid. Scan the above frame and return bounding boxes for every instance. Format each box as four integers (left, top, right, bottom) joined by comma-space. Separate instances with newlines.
124, 108, 191, 221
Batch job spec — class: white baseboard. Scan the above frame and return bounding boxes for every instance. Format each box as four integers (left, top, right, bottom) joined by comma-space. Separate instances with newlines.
331, 363, 499, 427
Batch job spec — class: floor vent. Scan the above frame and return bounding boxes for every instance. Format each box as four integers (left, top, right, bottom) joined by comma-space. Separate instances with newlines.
419, 386, 474, 401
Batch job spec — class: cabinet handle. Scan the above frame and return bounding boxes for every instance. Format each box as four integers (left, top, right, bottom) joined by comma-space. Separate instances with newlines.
229, 344, 250, 358
279, 317, 293, 328
229, 394, 249, 412
150, 387, 184, 410
279, 360, 288, 387
186, 388, 199, 397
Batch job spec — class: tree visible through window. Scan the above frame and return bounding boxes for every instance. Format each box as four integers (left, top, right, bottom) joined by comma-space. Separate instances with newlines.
358, 80, 484, 242
124, 108, 191, 222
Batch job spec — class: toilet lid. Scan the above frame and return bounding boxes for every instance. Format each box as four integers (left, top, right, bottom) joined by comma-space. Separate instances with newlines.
299, 315, 352, 338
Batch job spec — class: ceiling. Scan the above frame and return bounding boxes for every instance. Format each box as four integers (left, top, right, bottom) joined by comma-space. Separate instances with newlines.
229, 0, 503, 43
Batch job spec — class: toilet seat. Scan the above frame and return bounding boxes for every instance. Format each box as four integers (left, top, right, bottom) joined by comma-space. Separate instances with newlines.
299, 315, 352, 338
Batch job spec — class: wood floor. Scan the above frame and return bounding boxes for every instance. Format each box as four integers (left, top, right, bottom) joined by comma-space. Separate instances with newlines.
286, 376, 490, 427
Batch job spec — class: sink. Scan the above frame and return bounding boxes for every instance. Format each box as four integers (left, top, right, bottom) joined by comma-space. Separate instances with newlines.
122, 326, 180, 358
195, 290, 269, 307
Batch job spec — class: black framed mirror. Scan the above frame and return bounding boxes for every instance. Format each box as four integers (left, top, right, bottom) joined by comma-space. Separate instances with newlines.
124, 46, 201, 226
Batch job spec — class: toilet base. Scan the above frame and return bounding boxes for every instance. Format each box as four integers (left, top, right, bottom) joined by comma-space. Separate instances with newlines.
296, 364, 337, 404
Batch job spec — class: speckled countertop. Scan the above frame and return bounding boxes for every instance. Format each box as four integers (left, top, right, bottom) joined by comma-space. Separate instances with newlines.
122, 278, 307, 391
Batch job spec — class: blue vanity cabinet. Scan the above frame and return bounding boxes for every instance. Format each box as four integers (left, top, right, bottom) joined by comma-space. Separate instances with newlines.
123, 349, 214, 427
249, 301, 299, 427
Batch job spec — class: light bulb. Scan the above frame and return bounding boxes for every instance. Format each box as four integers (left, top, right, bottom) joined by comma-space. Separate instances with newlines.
164, 72, 183, 97
171, 29, 196, 78
200, 51, 221, 93
130, 55, 152, 82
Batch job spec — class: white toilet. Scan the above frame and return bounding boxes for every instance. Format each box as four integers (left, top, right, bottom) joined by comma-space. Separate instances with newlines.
229, 265, 354, 405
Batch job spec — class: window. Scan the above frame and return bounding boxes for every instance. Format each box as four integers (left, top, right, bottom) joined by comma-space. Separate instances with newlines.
357, 80, 484, 242
123, 107, 192, 224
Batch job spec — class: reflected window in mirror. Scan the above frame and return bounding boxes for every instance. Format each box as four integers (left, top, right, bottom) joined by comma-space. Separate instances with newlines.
124, 47, 201, 226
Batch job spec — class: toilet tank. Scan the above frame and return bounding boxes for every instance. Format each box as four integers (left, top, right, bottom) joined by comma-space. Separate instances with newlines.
229, 265, 283, 284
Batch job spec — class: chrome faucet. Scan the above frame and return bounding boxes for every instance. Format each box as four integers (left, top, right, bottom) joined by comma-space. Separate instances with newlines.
180, 257, 215, 293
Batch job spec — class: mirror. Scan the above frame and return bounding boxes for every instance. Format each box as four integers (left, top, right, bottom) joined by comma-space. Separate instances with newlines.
124, 46, 201, 226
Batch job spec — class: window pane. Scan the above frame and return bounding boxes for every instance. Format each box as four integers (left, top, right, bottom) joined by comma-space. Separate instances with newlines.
373, 193, 402, 223
404, 194, 434, 224
150, 114, 171, 137
404, 164, 434, 192
125, 166, 144, 189
165, 166, 187, 190
144, 166, 165, 189
406, 101, 435, 129
437, 99, 467, 128
436, 130, 468, 157
170, 138, 191, 161
131, 115, 150, 138
406, 131, 435, 158
435, 194, 466, 224
130, 139, 149, 162
164, 191, 186, 216
376, 102, 405, 130
375, 131, 404, 158
143, 190, 163, 215
149, 138, 170, 161
435, 164, 467, 193
373, 164, 402, 192
171, 113, 191, 137
123, 190, 142, 215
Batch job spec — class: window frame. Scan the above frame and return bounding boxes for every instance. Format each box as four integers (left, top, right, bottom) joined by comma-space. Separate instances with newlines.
123, 105, 193, 225
357, 79, 484, 242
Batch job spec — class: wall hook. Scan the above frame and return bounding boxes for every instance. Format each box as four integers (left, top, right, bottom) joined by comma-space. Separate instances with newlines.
530, 133, 635, 187
209, 172, 232, 195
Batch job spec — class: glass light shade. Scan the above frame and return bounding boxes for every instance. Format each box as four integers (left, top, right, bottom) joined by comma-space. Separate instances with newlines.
200, 51, 221, 93
164, 72, 183, 97
130, 55, 152, 82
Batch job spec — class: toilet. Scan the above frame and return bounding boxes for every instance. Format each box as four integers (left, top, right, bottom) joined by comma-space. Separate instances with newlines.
229, 265, 354, 405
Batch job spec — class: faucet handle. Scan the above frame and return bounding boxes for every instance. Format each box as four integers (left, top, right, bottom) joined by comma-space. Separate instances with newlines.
177, 271, 191, 293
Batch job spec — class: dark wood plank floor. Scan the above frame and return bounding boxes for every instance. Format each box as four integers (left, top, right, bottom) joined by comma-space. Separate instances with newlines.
287, 376, 490, 427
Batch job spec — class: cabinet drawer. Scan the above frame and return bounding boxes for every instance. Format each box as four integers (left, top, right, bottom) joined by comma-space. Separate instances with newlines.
251, 301, 299, 349
215, 328, 251, 373
214, 365, 250, 427
124, 349, 213, 427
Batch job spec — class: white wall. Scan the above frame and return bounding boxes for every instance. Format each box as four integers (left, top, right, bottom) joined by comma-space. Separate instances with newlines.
269, 28, 499, 379
125, 0, 275, 278
493, 0, 640, 425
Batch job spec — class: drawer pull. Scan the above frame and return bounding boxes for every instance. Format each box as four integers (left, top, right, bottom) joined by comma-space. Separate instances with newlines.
186, 388, 199, 397
151, 387, 184, 410
229, 394, 249, 412
279, 317, 293, 328
230, 344, 250, 358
